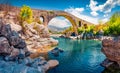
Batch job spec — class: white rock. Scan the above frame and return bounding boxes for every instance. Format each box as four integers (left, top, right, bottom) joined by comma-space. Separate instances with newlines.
47, 60, 59, 68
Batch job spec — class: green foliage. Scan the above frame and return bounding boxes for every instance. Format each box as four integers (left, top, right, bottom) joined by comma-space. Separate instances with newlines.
77, 25, 95, 34
107, 11, 120, 35
49, 11, 54, 14
77, 27, 84, 34
20, 5, 33, 24
63, 26, 73, 34
64, 11, 120, 36
103, 25, 109, 35
86, 25, 95, 33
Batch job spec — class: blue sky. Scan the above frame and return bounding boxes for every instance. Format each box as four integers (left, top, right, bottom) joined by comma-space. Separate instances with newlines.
1, 0, 120, 27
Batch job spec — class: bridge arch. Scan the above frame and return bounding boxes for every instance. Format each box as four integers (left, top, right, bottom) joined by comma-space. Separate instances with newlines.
47, 13, 78, 35
33, 10, 93, 35
39, 16, 44, 23
48, 16, 72, 32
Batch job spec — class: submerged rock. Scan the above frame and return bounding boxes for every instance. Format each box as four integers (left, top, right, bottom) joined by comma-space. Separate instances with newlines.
101, 59, 114, 68
47, 60, 59, 68
102, 62, 120, 73
50, 47, 64, 57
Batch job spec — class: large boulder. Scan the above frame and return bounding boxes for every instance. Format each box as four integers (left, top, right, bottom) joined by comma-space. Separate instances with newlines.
0, 22, 28, 59
10, 46, 19, 57
102, 37, 120, 67
47, 60, 59, 68
0, 24, 27, 49
23, 22, 49, 38
35, 24, 50, 38
0, 37, 12, 55
8, 20, 22, 32
0, 24, 12, 38
8, 30, 19, 43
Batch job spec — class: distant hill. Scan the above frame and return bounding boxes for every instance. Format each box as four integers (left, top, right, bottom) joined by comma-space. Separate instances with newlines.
48, 25, 69, 33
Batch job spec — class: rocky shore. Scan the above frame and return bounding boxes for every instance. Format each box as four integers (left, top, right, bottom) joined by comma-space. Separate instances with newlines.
0, 21, 59, 73
21, 22, 58, 58
101, 37, 120, 69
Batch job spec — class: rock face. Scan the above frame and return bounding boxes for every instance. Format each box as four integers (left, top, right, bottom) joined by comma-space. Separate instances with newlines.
81, 32, 94, 39
0, 23, 27, 56
0, 37, 12, 55
0, 22, 59, 73
47, 60, 59, 68
24, 22, 50, 38
102, 37, 120, 67
1, 12, 58, 54
22, 22, 58, 53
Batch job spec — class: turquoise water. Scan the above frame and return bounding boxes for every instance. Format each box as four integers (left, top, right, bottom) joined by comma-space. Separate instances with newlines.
47, 37, 106, 73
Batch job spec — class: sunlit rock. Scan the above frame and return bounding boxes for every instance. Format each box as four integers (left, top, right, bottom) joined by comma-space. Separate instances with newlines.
0, 37, 12, 55
47, 60, 59, 68
102, 37, 120, 67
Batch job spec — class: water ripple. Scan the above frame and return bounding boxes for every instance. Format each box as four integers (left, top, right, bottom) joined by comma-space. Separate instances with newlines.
48, 38, 105, 73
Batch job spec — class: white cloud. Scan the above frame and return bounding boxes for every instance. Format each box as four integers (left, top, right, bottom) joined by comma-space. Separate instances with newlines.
48, 17, 71, 28
90, 11, 98, 16
64, 7, 84, 13
89, 0, 120, 16
118, 0, 120, 5
65, 7, 99, 24
75, 8, 84, 12
104, 14, 108, 17
101, 18, 109, 23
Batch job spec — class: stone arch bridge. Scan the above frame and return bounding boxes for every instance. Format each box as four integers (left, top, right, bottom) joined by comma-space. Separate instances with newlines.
32, 9, 93, 35
0, 5, 93, 35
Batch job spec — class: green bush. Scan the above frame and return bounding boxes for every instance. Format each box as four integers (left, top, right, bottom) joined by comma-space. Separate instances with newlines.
77, 27, 84, 34
20, 5, 33, 24
86, 25, 94, 33
103, 26, 109, 35
78, 25, 95, 34
107, 11, 120, 35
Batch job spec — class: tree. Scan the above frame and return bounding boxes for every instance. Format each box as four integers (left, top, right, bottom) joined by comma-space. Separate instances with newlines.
20, 5, 33, 24
19, 5, 33, 34
108, 11, 120, 35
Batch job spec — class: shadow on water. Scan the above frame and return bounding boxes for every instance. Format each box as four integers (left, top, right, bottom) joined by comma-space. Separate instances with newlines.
47, 37, 107, 73
102, 63, 120, 73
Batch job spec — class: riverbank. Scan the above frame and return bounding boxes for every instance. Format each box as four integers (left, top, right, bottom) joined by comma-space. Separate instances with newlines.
50, 33, 114, 41
50, 34, 62, 37
0, 17, 59, 73
101, 36, 120, 69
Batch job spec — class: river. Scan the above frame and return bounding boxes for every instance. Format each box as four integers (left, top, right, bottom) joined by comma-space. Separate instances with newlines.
47, 37, 106, 73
